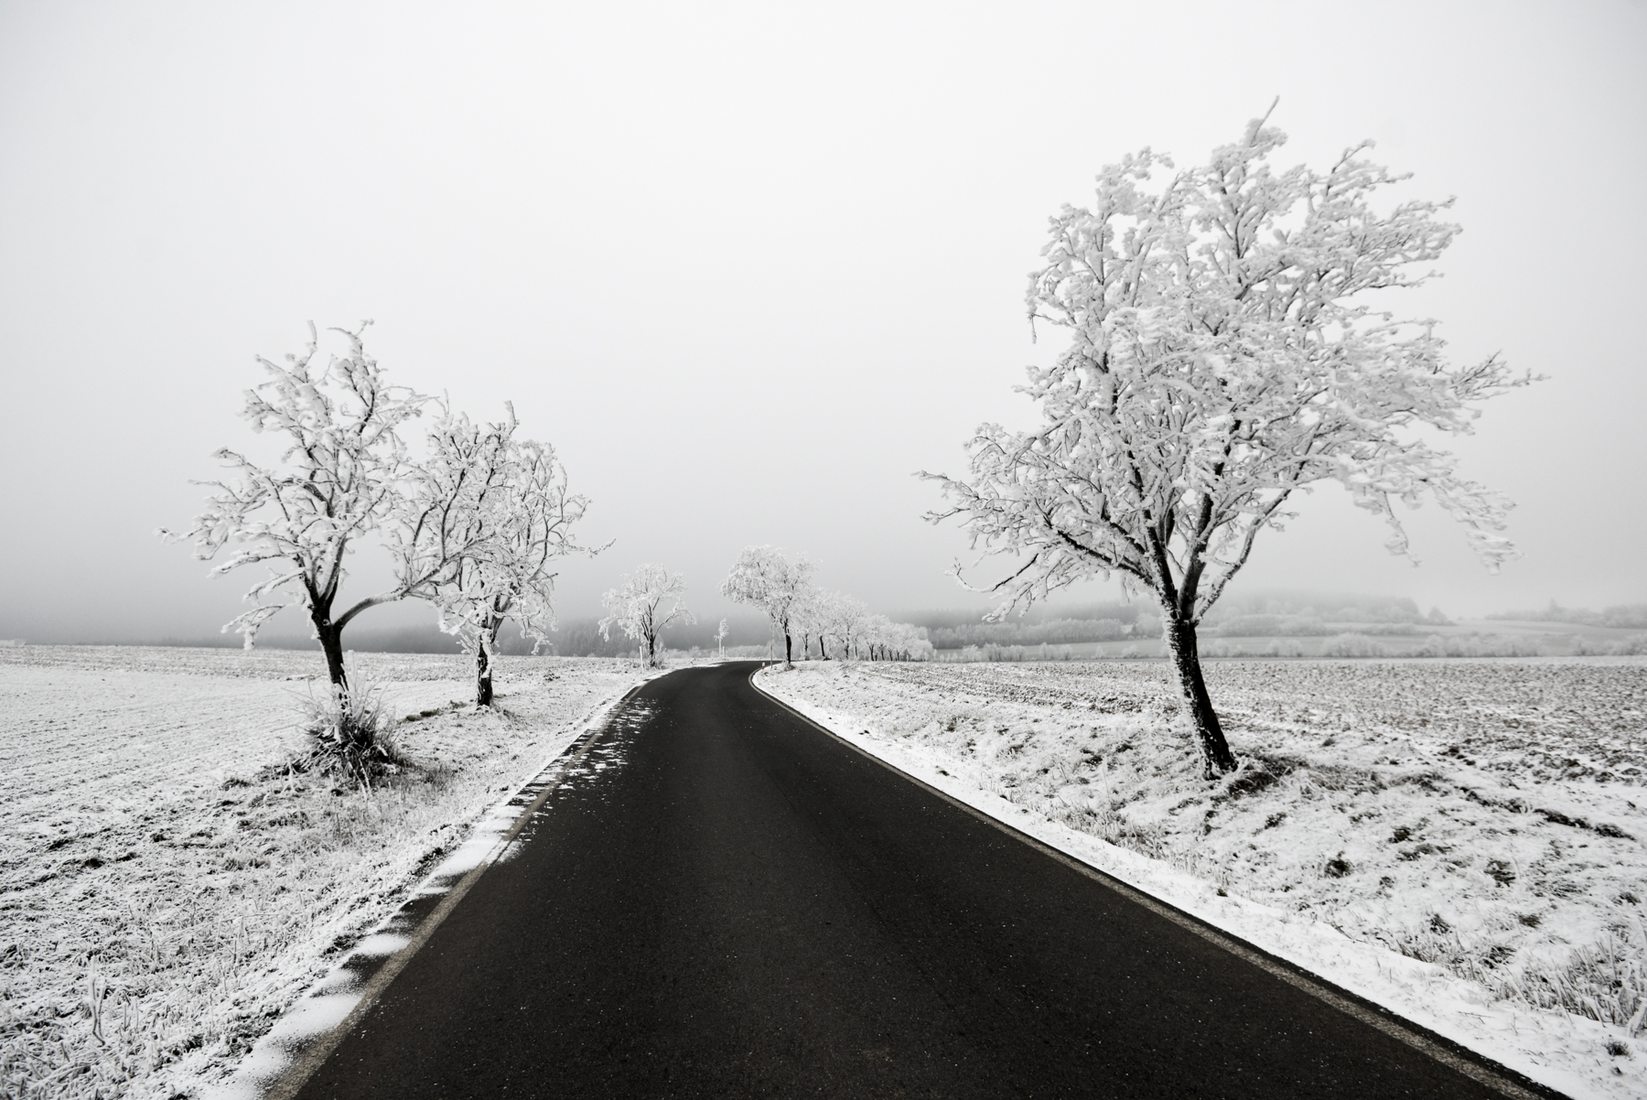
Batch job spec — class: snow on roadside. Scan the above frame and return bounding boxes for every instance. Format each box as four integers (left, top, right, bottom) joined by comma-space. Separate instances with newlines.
755, 658, 1647, 1100
0, 645, 652, 1100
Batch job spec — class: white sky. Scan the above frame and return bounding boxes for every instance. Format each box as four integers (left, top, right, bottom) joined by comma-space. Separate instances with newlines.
2, 0, 1644, 642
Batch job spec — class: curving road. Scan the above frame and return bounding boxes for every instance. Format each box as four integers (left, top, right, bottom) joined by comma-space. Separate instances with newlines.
290, 661, 1555, 1099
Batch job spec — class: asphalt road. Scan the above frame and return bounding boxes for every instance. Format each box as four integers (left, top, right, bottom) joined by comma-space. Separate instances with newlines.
291, 661, 1547, 1098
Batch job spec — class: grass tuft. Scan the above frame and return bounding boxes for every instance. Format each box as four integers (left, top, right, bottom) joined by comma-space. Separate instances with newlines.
294, 676, 406, 789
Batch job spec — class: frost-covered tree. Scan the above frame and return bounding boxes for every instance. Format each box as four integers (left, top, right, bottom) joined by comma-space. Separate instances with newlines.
790, 588, 823, 661
816, 591, 870, 660
721, 546, 814, 669
599, 564, 694, 667
714, 618, 729, 659
861, 613, 894, 660
925, 112, 1531, 778
426, 405, 599, 705
163, 322, 480, 696
892, 622, 936, 662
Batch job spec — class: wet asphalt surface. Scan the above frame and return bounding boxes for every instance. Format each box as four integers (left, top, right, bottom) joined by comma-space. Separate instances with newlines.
292, 661, 1542, 1098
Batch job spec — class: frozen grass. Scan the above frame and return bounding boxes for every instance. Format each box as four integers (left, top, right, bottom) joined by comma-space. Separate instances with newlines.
292, 675, 407, 788
758, 657, 1647, 1097
0, 645, 648, 1100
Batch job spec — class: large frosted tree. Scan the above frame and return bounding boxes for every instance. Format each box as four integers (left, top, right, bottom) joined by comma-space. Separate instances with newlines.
164, 322, 484, 696
925, 113, 1530, 778
814, 590, 870, 661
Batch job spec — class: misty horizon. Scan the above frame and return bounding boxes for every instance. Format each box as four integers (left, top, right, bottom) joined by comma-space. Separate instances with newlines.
8, 586, 1644, 651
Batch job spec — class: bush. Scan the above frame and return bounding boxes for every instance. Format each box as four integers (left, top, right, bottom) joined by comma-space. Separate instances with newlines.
296, 676, 405, 788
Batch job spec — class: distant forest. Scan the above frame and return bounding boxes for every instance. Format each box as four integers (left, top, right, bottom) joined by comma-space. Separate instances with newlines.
917, 593, 1442, 649
1487, 602, 1647, 629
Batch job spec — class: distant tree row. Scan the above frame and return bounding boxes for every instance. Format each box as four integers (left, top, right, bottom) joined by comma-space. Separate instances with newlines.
721, 545, 934, 668
550, 548, 940, 670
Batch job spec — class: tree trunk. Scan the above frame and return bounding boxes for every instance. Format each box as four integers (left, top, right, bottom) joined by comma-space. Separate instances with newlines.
476, 643, 494, 707
1161, 608, 1237, 779
783, 631, 793, 668
647, 632, 657, 667
818, 635, 828, 660
475, 613, 504, 707
312, 614, 348, 697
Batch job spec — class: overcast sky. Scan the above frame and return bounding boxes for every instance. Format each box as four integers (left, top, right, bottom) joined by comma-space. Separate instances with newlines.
2, 0, 1644, 644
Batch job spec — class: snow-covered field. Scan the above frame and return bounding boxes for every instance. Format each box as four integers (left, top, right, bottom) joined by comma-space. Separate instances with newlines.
756, 657, 1647, 1100
0, 645, 648, 1100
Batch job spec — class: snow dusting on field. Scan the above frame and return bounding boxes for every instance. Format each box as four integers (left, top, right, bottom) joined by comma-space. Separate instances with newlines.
756, 657, 1647, 1100
0, 645, 649, 1099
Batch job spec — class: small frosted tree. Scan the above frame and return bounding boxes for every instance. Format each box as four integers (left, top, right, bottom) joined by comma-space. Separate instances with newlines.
890, 622, 936, 662
860, 613, 891, 660
925, 112, 1530, 778
599, 564, 694, 667
721, 546, 814, 669
790, 588, 822, 660
815, 591, 870, 660
162, 322, 480, 697
714, 618, 729, 659
426, 406, 599, 705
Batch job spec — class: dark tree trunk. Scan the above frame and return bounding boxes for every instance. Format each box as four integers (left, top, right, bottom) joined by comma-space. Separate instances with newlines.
476, 613, 505, 707
312, 610, 348, 696
480, 601, 515, 707
784, 631, 793, 668
1161, 608, 1237, 779
476, 644, 494, 707
647, 633, 657, 667
818, 636, 828, 660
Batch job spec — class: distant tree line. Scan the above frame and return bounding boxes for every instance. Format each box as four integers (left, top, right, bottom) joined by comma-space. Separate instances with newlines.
915, 592, 1439, 649
1487, 602, 1647, 629
1200, 593, 1430, 624
721, 546, 936, 668
928, 617, 1138, 649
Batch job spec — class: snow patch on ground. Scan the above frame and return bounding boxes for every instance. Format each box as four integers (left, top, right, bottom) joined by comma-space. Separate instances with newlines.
756, 658, 1647, 1100
348, 933, 409, 958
